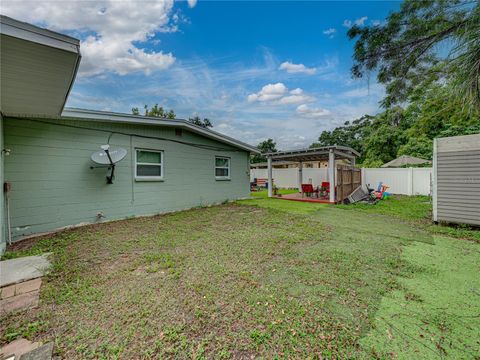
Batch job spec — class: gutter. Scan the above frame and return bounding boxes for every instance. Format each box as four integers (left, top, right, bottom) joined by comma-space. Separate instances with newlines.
61, 108, 260, 154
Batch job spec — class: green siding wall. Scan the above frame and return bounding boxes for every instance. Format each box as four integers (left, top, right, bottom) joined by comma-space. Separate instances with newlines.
4, 117, 251, 241
0, 114, 5, 253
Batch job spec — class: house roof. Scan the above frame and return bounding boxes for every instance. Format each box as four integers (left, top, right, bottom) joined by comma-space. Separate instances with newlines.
61, 108, 260, 154
381, 155, 431, 168
266, 146, 360, 162
0, 15, 81, 117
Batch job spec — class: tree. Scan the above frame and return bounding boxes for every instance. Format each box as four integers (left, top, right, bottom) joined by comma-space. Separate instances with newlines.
361, 108, 406, 166
132, 104, 176, 119
309, 115, 374, 163
188, 115, 213, 128
348, 0, 480, 110
309, 84, 479, 166
251, 138, 277, 163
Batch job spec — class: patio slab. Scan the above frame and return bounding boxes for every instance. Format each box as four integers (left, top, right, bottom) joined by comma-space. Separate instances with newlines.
0, 253, 51, 287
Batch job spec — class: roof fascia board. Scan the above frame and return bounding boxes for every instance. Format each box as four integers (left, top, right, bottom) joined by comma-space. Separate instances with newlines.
0, 15, 80, 53
61, 108, 260, 154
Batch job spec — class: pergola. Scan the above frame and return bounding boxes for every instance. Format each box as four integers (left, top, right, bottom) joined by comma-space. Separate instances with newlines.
265, 146, 360, 203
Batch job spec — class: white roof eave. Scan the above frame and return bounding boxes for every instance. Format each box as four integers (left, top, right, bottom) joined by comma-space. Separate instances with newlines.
0, 15, 79, 53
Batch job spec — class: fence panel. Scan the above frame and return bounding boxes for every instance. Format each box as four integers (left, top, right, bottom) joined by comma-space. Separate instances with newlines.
251, 167, 432, 195
250, 168, 328, 188
412, 168, 432, 196
363, 168, 410, 194
363, 168, 432, 195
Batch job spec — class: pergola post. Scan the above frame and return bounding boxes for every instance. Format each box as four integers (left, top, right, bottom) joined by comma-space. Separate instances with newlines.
328, 149, 335, 203
298, 161, 303, 196
267, 156, 273, 198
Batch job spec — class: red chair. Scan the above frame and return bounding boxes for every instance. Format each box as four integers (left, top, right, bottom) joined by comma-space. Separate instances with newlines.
321, 182, 330, 193
301, 184, 318, 198
319, 182, 330, 198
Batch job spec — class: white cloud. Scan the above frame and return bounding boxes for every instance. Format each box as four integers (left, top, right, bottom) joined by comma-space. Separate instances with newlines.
247, 83, 288, 102
277, 88, 315, 105
279, 61, 316, 75
187, 0, 197, 8
343, 16, 368, 28
355, 16, 368, 26
296, 104, 330, 118
323, 28, 336, 38
1, 0, 182, 76
247, 84, 314, 105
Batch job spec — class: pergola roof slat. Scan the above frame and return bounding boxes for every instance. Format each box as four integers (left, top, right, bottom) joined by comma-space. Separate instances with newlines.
266, 145, 359, 162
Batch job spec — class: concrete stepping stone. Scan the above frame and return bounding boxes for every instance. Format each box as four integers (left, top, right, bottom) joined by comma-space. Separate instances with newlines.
19, 343, 54, 360
0, 254, 51, 288
0, 338, 40, 359
0, 254, 50, 315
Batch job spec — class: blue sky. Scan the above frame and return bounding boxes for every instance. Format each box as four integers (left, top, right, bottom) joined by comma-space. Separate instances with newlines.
3, 0, 401, 149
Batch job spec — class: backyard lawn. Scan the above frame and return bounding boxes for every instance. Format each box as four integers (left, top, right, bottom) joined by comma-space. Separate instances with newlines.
1, 194, 479, 359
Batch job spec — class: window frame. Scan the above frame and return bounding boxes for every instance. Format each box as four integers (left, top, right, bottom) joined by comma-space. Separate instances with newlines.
135, 148, 164, 181
215, 156, 231, 180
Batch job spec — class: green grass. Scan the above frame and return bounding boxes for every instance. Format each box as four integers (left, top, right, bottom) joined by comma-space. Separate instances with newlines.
337, 195, 432, 222
338, 195, 480, 243
250, 189, 298, 198
1, 195, 478, 359
241, 198, 328, 215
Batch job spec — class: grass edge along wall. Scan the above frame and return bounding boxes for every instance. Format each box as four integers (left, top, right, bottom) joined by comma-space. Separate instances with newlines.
3, 117, 251, 242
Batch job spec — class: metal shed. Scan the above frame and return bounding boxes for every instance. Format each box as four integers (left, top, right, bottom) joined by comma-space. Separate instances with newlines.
433, 133, 480, 226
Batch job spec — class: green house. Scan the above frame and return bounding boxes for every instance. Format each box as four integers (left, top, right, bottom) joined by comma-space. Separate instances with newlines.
0, 16, 259, 253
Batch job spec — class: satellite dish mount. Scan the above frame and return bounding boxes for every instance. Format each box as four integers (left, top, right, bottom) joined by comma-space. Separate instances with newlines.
90, 145, 127, 184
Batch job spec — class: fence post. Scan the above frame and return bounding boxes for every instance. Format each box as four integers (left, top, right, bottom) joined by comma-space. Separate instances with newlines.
267, 156, 273, 198
408, 167, 413, 195
328, 150, 335, 203
298, 161, 303, 195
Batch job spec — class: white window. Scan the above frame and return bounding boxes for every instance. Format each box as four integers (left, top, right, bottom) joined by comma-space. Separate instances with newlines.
135, 149, 163, 180
215, 156, 230, 180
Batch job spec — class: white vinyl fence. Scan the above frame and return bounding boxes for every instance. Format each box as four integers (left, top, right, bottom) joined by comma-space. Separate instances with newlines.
251, 167, 432, 196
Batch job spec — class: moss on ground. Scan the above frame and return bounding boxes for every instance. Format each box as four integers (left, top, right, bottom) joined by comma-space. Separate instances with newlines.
360, 235, 480, 359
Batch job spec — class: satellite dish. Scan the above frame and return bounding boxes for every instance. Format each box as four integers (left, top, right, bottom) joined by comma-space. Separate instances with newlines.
91, 146, 127, 165
90, 145, 127, 184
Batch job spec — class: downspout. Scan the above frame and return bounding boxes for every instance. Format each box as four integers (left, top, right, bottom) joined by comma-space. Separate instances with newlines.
5, 187, 12, 245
